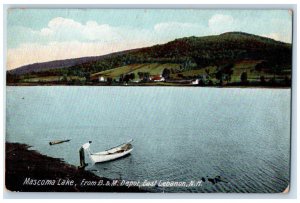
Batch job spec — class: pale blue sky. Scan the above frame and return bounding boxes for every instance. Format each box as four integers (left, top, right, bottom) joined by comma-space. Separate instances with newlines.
7, 9, 292, 69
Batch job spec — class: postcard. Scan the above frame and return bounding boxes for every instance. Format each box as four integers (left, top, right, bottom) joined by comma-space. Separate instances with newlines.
5, 8, 292, 193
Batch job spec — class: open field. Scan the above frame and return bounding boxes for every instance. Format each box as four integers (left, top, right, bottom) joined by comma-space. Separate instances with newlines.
22, 76, 84, 83
91, 63, 181, 80
91, 64, 145, 79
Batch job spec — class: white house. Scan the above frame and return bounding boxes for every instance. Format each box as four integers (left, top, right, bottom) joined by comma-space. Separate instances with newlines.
99, 76, 106, 82
192, 79, 199, 85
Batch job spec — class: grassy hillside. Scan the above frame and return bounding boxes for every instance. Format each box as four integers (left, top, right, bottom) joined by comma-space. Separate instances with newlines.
90, 63, 181, 80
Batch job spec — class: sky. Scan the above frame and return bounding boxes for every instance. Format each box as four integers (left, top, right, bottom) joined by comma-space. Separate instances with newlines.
7, 9, 292, 70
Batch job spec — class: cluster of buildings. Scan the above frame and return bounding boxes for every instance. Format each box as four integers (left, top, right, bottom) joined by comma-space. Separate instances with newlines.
91, 73, 166, 83
90, 72, 209, 85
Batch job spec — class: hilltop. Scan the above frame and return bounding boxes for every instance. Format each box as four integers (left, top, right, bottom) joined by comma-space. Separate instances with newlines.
7, 32, 292, 87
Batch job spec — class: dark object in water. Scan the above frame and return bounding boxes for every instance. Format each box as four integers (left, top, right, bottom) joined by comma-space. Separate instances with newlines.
213, 175, 228, 183
49, 139, 70, 145
208, 178, 216, 184
201, 177, 206, 182
207, 175, 228, 185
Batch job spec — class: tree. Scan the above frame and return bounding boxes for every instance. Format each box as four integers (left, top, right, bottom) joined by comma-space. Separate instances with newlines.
215, 68, 223, 85
137, 72, 144, 79
106, 77, 113, 85
129, 73, 135, 80
61, 74, 68, 82
162, 68, 171, 79
205, 68, 210, 75
240, 71, 248, 84
260, 75, 265, 84
143, 72, 150, 81
284, 76, 291, 86
271, 65, 282, 80
83, 72, 90, 81
123, 75, 130, 83
223, 64, 234, 83
6, 72, 19, 83
215, 63, 234, 85
119, 74, 124, 83
177, 73, 183, 78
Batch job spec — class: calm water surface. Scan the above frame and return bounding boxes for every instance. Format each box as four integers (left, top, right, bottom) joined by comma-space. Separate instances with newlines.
6, 86, 291, 192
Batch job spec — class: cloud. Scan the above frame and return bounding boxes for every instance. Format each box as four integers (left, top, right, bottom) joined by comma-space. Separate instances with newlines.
11, 18, 207, 47
154, 22, 207, 40
8, 17, 147, 45
264, 18, 292, 43
154, 22, 201, 32
7, 18, 208, 69
261, 33, 291, 43
7, 15, 292, 69
7, 17, 162, 69
208, 14, 237, 34
35, 17, 123, 42
207, 14, 292, 43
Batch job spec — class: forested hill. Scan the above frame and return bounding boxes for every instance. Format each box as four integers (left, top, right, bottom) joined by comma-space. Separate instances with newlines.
7, 32, 292, 86
135, 32, 291, 67
8, 49, 136, 76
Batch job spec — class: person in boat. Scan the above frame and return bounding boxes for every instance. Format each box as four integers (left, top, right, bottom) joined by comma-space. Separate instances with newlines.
79, 141, 92, 168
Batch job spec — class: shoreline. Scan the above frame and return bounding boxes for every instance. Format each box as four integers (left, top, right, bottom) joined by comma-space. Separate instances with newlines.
5, 142, 145, 192
6, 83, 291, 89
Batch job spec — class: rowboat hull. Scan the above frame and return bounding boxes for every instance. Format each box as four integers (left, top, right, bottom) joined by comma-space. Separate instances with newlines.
86, 139, 133, 163
89, 148, 133, 163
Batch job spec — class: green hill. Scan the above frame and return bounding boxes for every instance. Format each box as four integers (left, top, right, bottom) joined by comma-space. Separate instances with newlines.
7, 32, 292, 86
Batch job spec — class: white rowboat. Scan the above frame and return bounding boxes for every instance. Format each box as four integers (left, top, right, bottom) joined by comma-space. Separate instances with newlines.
86, 139, 133, 163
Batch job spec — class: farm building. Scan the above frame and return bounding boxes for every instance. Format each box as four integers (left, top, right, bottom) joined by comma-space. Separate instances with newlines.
150, 75, 165, 82
90, 73, 107, 82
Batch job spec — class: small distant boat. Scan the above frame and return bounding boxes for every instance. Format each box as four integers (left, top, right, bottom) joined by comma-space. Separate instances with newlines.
86, 139, 133, 163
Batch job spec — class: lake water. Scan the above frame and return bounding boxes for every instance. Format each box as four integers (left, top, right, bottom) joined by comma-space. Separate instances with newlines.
6, 86, 291, 193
